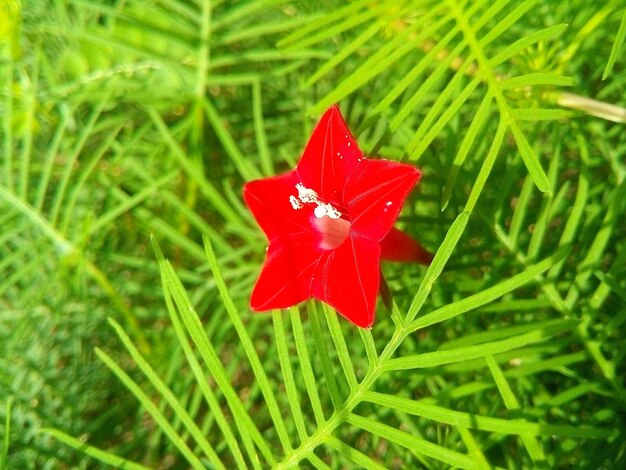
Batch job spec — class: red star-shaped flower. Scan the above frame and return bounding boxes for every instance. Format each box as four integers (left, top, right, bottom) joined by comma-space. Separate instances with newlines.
243, 105, 431, 328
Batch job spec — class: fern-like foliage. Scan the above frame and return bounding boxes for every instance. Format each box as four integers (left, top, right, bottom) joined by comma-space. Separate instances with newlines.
1, 0, 308, 466
282, 0, 579, 198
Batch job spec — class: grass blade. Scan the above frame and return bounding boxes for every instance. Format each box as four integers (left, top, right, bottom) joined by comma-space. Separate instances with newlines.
107, 318, 223, 468
602, 7, 626, 79
347, 414, 477, 469
40, 428, 151, 470
95, 347, 207, 469
363, 392, 612, 439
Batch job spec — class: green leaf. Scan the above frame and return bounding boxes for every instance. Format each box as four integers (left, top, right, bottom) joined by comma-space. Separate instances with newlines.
309, 6, 442, 115
405, 211, 470, 323
106, 317, 223, 467
510, 120, 551, 193
512, 108, 572, 121
499, 73, 574, 90
603, 8, 626, 79
288, 307, 327, 426
40, 428, 151, 470
273, 312, 309, 444
159, 247, 274, 467
347, 414, 478, 469
441, 92, 493, 210
203, 234, 293, 453
409, 250, 567, 333
95, 347, 207, 469
362, 392, 612, 439
387, 319, 578, 370
158, 253, 248, 469
488, 24, 568, 66
277, 0, 373, 49
323, 435, 387, 470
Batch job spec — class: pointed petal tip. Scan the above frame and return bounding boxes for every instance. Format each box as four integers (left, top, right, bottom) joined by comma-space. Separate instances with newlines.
318, 104, 341, 122
380, 227, 433, 265
249, 276, 312, 313
415, 166, 423, 181
249, 296, 267, 312
335, 304, 374, 328
402, 163, 422, 184
241, 178, 258, 204
355, 317, 375, 329
345, 159, 424, 241
249, 294, 290, 313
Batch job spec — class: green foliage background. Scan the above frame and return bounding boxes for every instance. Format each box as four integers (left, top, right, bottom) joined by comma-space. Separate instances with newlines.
1, 0, 625, 468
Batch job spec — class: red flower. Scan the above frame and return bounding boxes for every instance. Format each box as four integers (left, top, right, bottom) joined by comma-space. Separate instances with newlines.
243, 105, 431, 328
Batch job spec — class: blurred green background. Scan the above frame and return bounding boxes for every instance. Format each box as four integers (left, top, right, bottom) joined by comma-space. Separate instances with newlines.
1, 0, 625, 468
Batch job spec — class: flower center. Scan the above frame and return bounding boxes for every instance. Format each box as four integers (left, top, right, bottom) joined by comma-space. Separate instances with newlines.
289, 183, 350, 250
313, 215, 350, 250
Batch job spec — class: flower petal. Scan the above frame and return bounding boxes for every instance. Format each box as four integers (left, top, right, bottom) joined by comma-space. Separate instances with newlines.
380, 227, 433, 264
250, 233, 321, 311
243, 170, 313, 241
296, 105, 362, 206
312, 235, 380, 328
344, 159, 421, 241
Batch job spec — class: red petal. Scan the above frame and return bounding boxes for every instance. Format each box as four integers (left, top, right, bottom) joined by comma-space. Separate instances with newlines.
243, 170, 312, 242
296, 105, 363, 206
344, 159, 421, 241
250, 233, 321, 311
312, 235, 380, 328
380, 227, 433, 265
379, 270, 393, 311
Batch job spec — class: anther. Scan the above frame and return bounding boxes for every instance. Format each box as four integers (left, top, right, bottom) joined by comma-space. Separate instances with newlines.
290, 183, 342, 220
296, 183, 318, 204
314, 205, 327, 218
289, 195, 303, 210
325, 205, 341, 219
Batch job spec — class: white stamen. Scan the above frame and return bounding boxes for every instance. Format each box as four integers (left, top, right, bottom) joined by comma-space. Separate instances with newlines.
290, 183, 342, 220
289, 195, 303, 210
325, 204, 341, 219
314, 205, 327, 218
296, 183, 318, 203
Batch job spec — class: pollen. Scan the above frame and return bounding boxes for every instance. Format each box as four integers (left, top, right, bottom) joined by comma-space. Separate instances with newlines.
314, 205, 327, 218
290, 183, 342, 220
289, 195, 303, 210
314, 203, 342, 219
324, 204, 341, 219
296, 183, 318, 204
